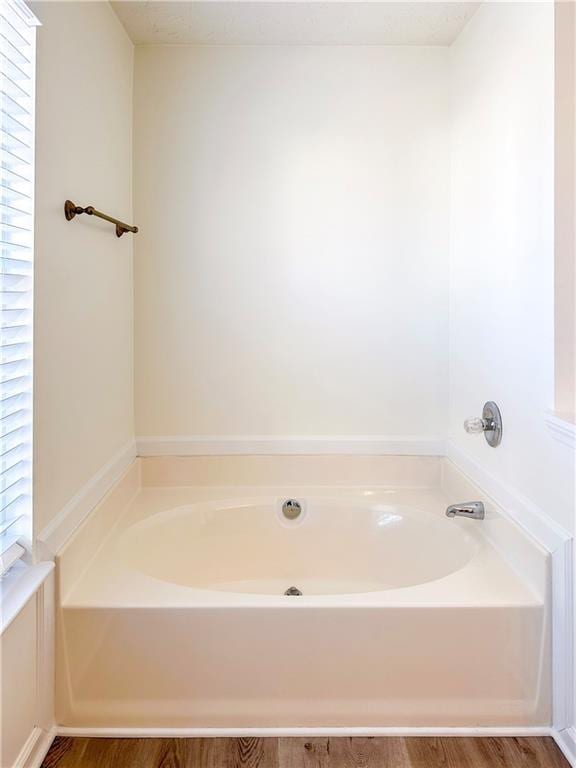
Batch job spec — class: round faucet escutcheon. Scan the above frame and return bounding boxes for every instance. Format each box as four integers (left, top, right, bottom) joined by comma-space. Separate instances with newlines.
284, 586, 303, 596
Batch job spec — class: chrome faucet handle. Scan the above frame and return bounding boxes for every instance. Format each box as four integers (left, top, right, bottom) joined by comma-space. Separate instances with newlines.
464, 416, 488, 434
463, 401, 502, 447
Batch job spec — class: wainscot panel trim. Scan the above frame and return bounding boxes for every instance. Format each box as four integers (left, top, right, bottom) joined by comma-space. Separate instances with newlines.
9, 570, 56, 767
446, 442, 574, 734
36, 571, 55, 734
37, 441, 137, 555
136, 436, 446, 457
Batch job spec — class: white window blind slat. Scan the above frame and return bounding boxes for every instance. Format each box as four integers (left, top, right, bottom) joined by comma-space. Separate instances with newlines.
1, 226, 33, 243
0, 317, 31, 333
0, 200, 30, 218
0, 514, 26, 539
2, 147, 31, 171
1, 485, 29, 517
0, 388, 28, 406
1, 219, 34, 234
0, 456, 29, 485
0, 404, 30, 429
0, 137, 32, 164
0, 427, 31, 456
0, 410, 29, 430
2, 13, 31, 48
0, 0, 37, 572
0, 184, 31, 206
0, 52, 29, 82
0, 421, 30, 446
0, 489, 29, 522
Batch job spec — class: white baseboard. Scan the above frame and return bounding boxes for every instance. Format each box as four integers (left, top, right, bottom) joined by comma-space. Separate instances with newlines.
14, 726, 56, 768
553, 726, 576, 767
29, 723, 576, 766
37, 441, 137, 555
56, 725, 552, 738
445, 442, 574, 733
136, 435, 446, 457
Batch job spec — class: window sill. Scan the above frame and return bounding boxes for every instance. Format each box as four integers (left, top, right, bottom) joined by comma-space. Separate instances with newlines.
0, 560, 54, 636
545, 411, 576, 450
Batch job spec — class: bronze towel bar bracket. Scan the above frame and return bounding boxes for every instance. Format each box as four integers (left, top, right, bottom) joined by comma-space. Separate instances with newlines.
64, 200, 139, 238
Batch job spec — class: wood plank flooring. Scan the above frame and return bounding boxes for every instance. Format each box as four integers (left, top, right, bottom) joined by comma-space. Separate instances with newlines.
41, 736, 570, 768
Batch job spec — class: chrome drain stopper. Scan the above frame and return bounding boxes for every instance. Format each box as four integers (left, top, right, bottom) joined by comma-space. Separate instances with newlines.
284, 586, 303, 596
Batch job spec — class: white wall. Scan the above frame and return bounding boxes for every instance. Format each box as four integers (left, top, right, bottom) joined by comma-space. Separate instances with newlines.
32, 2, 134, 534
448, 2, 575, 534
134, 45, 449, 439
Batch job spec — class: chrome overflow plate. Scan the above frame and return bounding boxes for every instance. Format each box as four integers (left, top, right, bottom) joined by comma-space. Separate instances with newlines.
282, 499, 302, 520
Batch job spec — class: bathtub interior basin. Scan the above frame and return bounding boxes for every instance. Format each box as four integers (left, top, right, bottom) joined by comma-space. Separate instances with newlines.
116, 497, 481, 595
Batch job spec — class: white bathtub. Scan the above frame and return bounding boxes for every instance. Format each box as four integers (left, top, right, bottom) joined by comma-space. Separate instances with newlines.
56, 459, 550, 730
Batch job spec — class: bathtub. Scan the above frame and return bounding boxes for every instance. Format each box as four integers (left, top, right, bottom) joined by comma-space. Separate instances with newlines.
56, 458, 550, 730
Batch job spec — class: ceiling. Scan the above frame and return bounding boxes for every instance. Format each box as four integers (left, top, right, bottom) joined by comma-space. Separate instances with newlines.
111, 2, 481, 46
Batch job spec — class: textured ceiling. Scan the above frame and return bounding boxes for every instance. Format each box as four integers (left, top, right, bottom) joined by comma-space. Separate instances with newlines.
111, 2, 481, 46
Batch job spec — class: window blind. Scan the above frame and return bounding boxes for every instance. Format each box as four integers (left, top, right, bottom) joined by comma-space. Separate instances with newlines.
0, 0, 38, 574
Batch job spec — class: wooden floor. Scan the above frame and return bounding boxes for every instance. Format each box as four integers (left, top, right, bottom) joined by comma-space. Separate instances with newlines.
41, 736, 570, 768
